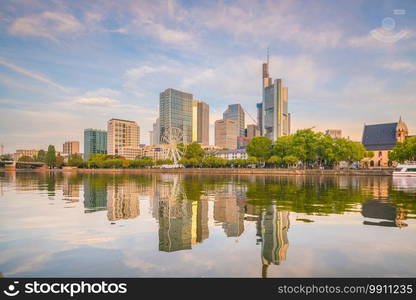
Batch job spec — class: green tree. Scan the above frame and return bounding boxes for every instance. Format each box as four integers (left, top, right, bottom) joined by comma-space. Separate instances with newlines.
246, 136, 272, 163
184, 142, 205, 160
0, 154, 13, 161
389, 136, 416, 163
68, 153, 84, 167
35, 150, 46, 162
18, 155, 33, 162
267, 155, 282, 168
54, 155, 64, 168
283, 155, 298, 167
45, 145, 56, 168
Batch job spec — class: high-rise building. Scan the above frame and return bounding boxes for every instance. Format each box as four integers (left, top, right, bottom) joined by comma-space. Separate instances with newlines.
256, 102, 263, 136
246, 124, 260, 140
0, 144, 4, 156
160, 88, 192, 144
325, 129, 342, 139
223, 104, 245, 137
215, 119, 238, 149
107, 118, 140, 155
63, 141, 80, 156
261, 52, 291, 141
84, 129, 107, 160
151, 118, 160, 145
192, 100, 209, 145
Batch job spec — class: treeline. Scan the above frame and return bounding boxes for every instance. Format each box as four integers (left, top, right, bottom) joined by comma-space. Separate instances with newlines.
389, 136, 416, 163
247, 129, 373, 168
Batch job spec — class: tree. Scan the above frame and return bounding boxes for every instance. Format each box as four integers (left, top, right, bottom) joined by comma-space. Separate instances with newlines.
45, 145, 56, 168
34, 150, 46, 162
246, 136, 272, 163
184, 142, 205, 160
283, 155, 298, 167
68, 153, 84, 167
267, 156, 282, 168
18, 155, 33, 162
389, 136, 416, 163
0, 154, 13, 161
54, 155, 64, 168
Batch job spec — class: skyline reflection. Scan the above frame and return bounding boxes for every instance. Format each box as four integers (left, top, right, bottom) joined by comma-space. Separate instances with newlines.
1, 172, 415, 277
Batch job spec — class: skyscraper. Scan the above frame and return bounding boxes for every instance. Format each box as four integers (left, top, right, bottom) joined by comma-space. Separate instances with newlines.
223, 104, 245, 137
63, 141, 80, 156
107, 118, 140, 155
246, 124, 260, 140
192, 100, 209, 145
262, 52, 291, 141
215, 119, 238, 149
159, 88, 192, 144
256, 102, 263, 136
152, 118, 160, 145
84, 129, 107, 160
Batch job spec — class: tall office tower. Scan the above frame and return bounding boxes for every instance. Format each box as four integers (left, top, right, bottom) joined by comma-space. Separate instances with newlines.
152, 118, 160, 145
63, 141, 80, 156
223, 104, 245, 137
256, 102, 263, 136
84, 129, 107, 160
246, 124, 260, 139
215, 119, 238, 149
261, 51, 291, 141
0, 144, 4, 156
149, 131, 154, 145
160, 88, 192, 144
107, 118, 140, 155
192, 100, 210, 145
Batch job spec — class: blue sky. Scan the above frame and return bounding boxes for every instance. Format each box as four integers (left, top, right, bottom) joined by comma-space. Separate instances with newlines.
0, 0, 415, 153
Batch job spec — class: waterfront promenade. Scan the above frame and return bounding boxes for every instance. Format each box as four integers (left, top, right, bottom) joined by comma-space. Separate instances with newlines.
1, 168, 394, 176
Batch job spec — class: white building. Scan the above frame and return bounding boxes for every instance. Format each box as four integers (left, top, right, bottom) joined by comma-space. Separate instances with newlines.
215, 149, 248, 160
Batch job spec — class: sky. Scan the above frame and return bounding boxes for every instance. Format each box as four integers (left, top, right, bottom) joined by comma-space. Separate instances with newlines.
0, 0, 415, 153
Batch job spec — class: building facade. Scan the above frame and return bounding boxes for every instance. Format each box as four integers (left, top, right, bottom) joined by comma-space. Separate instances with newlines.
192, 100, 209, 145
107, 118, 140, 156
63, 141, 80, 156
362, 118, 409, 167
84, 129, 107, 160
150, 118, 160, 145
237, 136, 250, 149
160, 88, 192, 144
246, 124, 260, 140
257, 102, 263, 136
13, 149, 39, 161
325, 129, 342, 139
215, 149, 248, 160
223, 104, 245, 137
262, 55, 291, 141
215, 119, 238, 150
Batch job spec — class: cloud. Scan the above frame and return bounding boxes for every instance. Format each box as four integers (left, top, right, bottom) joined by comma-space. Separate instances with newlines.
0, 57, 67, 92
8, 11, 84, 42
382, 61, 416, 73
73, 97, 119, 105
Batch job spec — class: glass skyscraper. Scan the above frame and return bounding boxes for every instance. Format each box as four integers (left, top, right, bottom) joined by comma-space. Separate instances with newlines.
84, 129, 107, 160
159, 88, 193, 144
262, 56, 290, 141
223, 104, 245, 137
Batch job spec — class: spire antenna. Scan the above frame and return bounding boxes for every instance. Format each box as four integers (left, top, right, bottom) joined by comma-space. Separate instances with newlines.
267, 47, 269, 65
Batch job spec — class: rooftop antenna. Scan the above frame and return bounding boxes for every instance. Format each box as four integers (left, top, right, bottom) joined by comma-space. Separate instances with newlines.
266, 47, 269, 65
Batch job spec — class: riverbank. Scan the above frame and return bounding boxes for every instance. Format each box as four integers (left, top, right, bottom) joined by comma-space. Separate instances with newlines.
2, 168, 394, 176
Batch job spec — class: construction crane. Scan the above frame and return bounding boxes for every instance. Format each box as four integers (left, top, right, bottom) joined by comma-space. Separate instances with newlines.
241, 105, 258, 126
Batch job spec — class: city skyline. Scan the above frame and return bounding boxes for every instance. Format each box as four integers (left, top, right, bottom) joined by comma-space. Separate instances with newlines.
1, 0, 416, 153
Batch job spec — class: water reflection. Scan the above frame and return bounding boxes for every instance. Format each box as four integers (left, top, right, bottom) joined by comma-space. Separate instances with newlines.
1, 172, 416, 277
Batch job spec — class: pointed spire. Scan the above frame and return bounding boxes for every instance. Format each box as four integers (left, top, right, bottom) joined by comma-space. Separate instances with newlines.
267, 47, 269, 65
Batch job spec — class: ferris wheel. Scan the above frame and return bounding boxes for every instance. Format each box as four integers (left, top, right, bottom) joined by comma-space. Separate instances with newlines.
161, 127, 184, 165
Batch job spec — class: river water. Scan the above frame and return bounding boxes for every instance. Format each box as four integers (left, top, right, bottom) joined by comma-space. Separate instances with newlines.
0, 171, 415, 277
